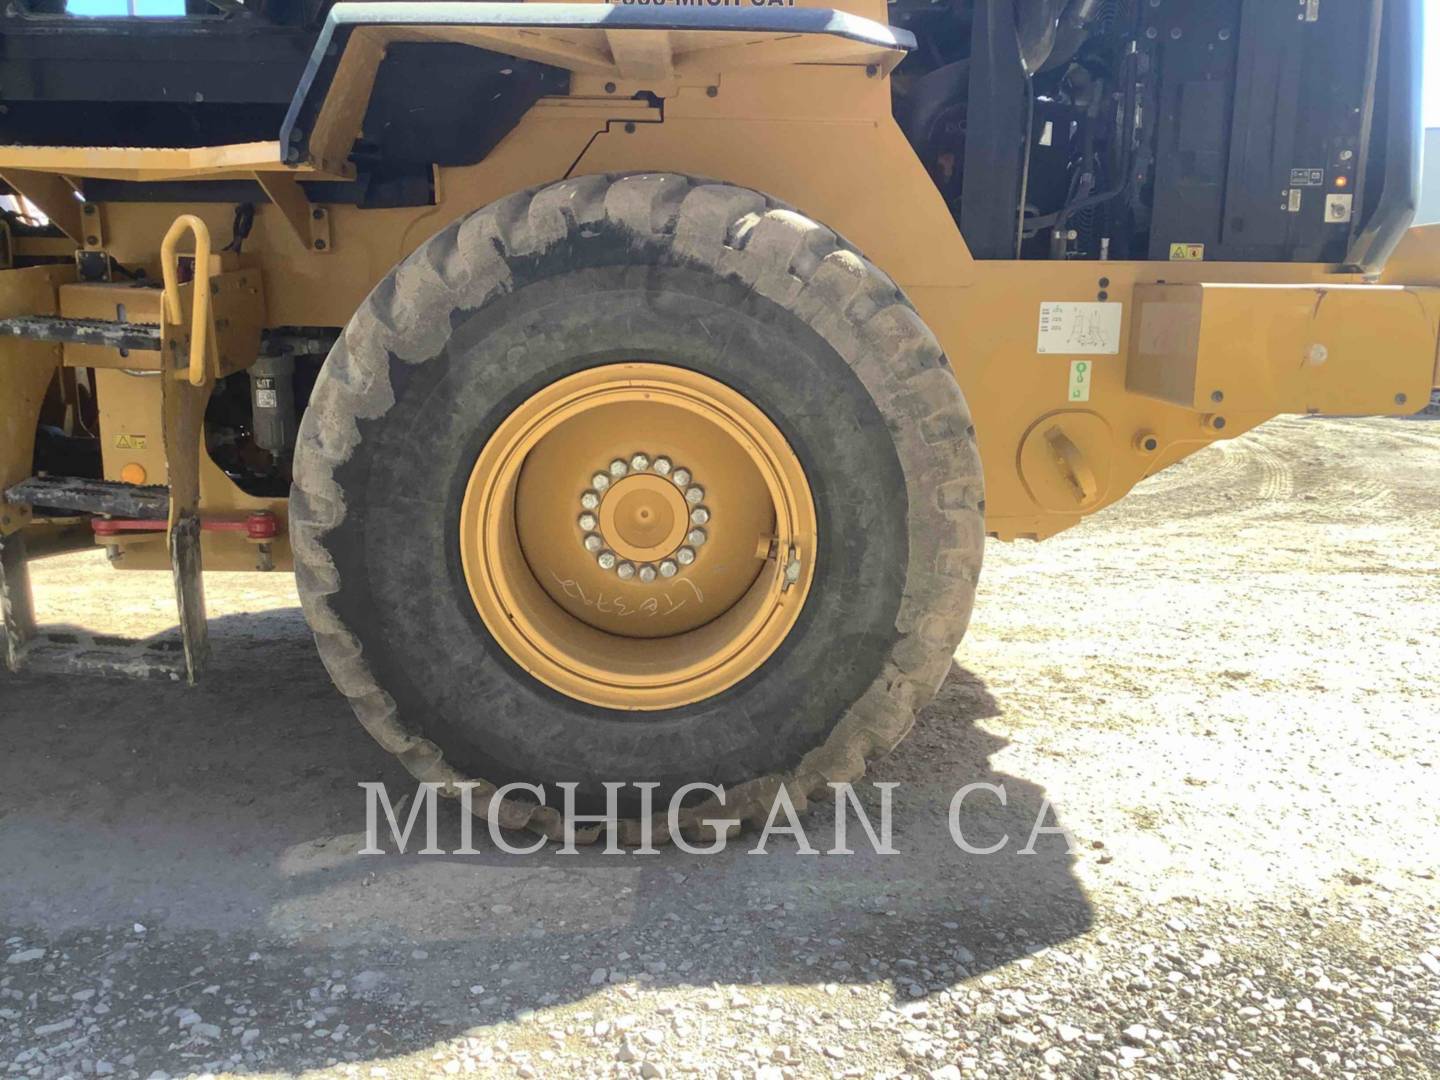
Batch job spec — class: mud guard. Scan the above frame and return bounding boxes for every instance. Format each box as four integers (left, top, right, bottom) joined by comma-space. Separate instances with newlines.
279, 1, 916, 173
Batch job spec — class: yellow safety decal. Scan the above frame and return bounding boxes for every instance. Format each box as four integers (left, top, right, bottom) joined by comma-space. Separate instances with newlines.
1169, 243, 1205, 261
114, 434, 148, 450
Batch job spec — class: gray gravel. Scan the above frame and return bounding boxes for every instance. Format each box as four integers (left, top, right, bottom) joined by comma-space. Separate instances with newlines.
2, 415, 1438, 1079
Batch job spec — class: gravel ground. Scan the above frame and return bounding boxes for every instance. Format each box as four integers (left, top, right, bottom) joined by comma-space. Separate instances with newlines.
1, 415, 1437, 1079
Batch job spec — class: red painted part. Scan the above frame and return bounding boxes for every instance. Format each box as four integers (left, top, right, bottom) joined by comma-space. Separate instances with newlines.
243, 511, 280, 541
91, 511, 279, 542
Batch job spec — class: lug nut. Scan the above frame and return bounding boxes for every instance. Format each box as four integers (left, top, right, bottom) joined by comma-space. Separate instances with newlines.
578, 512, 598, 531
630, 453, 650, 472
687, 528, 707, 547
580, 490, 601, 510
597, 550, 617, 570
592, 473, 611, 491
785, 558, 802, 583
685, 486, 704, 505
690, 506, 710, 525
616, 561, 636, 580
609, 459, 629, 478
583, 534, 603, 553
638, 563, 657, 582
672, 467, 692, 487
653, 457, 672, 476
658, 560, 678, 578
675, 546, 696, 566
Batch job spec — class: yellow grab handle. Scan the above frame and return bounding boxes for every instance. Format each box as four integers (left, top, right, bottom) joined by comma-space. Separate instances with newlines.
160, 214, 214, 388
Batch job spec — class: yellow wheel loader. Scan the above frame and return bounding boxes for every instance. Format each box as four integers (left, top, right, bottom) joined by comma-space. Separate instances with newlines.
0, 0, 1436, 841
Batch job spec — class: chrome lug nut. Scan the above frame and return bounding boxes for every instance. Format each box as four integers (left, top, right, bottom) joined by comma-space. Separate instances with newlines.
580, 490, 600, 511
578, 512, 598, 532
638, 563, 657, 583
609, 458, 629, 478
687, 528, 707, 547
690, 506, 710, 526
653, 457, 672, 476
597, 550, 617, 570
584, 534, 604, 553
671, 467, 692, 487
592, 472, 611, 492
630, 453, 650, 472
658, 560, 678, 578
616, 561, 636, 580
675, 546, 696, 566
685, 486, 704, 505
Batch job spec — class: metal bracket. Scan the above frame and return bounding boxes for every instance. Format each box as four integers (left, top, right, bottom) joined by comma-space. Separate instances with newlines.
253, 171, 332, 254
0, 169, 83, 245
74, 203, 110, 282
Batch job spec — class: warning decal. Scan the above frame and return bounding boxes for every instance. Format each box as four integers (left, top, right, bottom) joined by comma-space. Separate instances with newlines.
1037, 302, 1123, 355
1168, 243, 1205, 261
114, 434, 148, 451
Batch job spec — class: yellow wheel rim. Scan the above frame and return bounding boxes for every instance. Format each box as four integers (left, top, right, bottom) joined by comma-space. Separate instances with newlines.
459, 363, 818, 711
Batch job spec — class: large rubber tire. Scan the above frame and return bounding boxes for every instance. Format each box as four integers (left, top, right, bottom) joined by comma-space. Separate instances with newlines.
290, 173, 985, 844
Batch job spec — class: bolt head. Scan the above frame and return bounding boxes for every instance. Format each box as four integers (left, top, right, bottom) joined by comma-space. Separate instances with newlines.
583, 534, 603, 553
690, 506, 710, 526
687, 528, 707, 547
658, 560, 678, 578
671, 468, 692, 487
609, 459, 629, 479
580, 490, 600, 511
597, 551, 617, 570
652, 457, 672, 476
675, 547, 696, 566
578, 513, 598, 532
785, 559, 802, 583
616, 562, 636, 580
638, 564, 657, 583
630, 453, 650, 472
592, 473, 611, 492
685, 486, 704, 505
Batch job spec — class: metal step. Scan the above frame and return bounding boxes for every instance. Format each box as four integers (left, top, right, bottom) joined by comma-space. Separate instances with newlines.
12, 632, 190, 682
4, 476, 170, 520
0, 315, 161, 352
1, 520, 207, 686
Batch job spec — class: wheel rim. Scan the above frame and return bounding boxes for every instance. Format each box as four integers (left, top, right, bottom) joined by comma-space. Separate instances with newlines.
459, 363, 818, 711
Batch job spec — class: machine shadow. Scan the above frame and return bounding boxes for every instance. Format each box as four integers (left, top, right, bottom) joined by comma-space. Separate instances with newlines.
0, 606, 1094, 1076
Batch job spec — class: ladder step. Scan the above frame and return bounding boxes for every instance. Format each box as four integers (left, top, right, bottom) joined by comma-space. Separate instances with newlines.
15, 633, 190, 682
0, 315, 162, 352
4, 476, 170, 520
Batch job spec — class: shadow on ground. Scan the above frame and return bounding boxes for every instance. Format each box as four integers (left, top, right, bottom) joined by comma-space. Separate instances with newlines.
0, 606, 1092, 1075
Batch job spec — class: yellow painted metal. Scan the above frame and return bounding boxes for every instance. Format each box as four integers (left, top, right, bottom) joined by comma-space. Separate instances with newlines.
458, 363, 817, 710
0, 266, 71, 537
90, 366, 292, 572
60, 283, 165, 372
161, 216, 217, 387
301, 19, 906, 169
0, 169, 84, 243
0, 143, 346, 182
1126, 283, 1438, 415
0, 3, 1437, 570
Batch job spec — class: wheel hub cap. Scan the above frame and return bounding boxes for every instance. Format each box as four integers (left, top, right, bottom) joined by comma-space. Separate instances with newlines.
458, 363, 818, 711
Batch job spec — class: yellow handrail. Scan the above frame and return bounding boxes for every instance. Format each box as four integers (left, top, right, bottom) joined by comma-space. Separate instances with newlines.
160, 214, 215, 388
